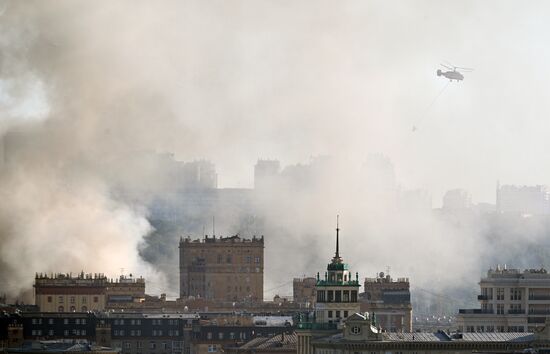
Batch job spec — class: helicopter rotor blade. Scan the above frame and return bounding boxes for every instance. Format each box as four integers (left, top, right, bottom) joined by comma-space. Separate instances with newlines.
455, 66, 474, 72
440, 63, 453, 70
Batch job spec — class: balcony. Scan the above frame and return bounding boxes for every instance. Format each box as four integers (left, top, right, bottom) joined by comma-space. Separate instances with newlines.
478, 295, 492, 301
296, 322, 338, 330
528, 310, 550, 315
529, 295, 550, 301
508, 309, 525, 315
458, 309, 493, 314
528, 317, 546, 324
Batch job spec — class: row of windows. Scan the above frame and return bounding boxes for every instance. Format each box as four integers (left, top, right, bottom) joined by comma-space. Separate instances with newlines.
481, 287, 523, 301
118, 341, 180, 350
32, 318, 87, 325
113, 330, 180, 337
317, 290, 358, 303
57, 306, 88, 312
463, 325, 525, 333
328, 310, 349, 319
215, 255, 262, 264
47, 296, 99, 303
205, 332, 246, 340
31, 329, 87, 336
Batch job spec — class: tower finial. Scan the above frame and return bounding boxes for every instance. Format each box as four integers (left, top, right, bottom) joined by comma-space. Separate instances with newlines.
335, 214, 340, 259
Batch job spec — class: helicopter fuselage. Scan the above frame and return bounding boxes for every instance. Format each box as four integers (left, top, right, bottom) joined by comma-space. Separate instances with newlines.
437, 69, 464, 81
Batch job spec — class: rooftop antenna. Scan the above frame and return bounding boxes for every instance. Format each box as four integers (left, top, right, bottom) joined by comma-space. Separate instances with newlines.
212, 216, 215, 237
120, 268, 125, 277
335, 215, 340, 259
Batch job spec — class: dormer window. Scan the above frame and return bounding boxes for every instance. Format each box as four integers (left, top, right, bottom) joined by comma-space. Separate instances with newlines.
350, 326, 361, 335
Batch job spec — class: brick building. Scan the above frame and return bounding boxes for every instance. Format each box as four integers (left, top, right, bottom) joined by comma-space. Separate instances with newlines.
34, 273, 146, 312
179, 235, 264, 302
292, 278, 316, 308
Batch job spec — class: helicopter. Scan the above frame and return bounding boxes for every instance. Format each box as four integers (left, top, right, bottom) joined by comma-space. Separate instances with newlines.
437, 63, 473, 82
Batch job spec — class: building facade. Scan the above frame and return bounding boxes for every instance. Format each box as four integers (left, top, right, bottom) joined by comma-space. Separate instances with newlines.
360, 272, 412, 332
179, 235, 264, 302
456, 266, 550, 333
310, 313, 550, 354
34, 273, 146, 312
293, 278, 316, 308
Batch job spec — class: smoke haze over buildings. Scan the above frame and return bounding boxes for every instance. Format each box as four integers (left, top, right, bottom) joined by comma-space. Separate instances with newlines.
2, 1, 550, 310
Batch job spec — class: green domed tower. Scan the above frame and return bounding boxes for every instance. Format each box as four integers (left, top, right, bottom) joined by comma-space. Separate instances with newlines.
314, 216, 361, 325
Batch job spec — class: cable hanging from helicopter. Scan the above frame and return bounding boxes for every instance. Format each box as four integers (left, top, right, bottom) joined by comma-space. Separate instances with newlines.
411, 62, 473, 132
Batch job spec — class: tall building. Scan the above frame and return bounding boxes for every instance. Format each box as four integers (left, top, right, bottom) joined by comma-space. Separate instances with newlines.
360, 272, 412, 332
179, 235, 264, 302
254, 160, 280, 190
296, 220, 360, 354
496, 184, 549, 215
34, 273, 146, 312
456, 266, 550, 333
293, 277, 316, 308
442, 189, 472, 211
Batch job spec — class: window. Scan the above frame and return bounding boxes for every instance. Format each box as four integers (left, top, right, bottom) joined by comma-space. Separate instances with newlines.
351, 290, 358, 302
327, 290, 334, 302
343, 291, 349, 302
82, 330, 86, 335
163, 342, 168, 350
246, 256, 252, 263
64, 318, 69, 325
81, 306, 87, 312
230, 332, 235, 339
137, 341, 143, 349
58, 296, 64, 303
335, 291, 342, 302
226, 255, 232, 263
208, 345, 217, 353
150, 342, 156, 349
476, 326, 484, 332
497, 288, 504, 300
497, 304, 504, 314
207, 332, 212, 340
511, 288, 522, 301
93, 296, 99, 303
48, 319, 54, 325
82, 297, 87, 304
255, 257, 261, 264
47, 296, 52, 303
317, 290, 326, 302
218, 332, 224, 339
48, 330, 54, 336
76, 319, 80, 325
336, 310, 341, 318
344, 311, 348, 318
70, 296, 76, 304
125, 342, 131, 349
58, 306, 64, 312
328, 310, 333, 318
81, 319, 86, 325
70, 306, 76, 312
64, 330, 69, 336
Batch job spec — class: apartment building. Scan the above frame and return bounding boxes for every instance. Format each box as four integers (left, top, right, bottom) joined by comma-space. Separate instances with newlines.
456, 266, 550, 332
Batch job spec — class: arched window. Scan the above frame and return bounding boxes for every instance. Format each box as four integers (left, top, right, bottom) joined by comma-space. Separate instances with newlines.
70, 306, 76, 312
58, 306, 64, 312
81, 306, 87, 312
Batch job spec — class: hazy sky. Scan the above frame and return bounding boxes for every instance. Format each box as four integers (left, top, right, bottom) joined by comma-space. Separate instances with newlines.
4, 1, 550, 204
2, 0, 550, 299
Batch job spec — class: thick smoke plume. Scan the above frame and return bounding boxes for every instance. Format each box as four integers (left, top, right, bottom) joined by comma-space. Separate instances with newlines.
2, 1, 550, 313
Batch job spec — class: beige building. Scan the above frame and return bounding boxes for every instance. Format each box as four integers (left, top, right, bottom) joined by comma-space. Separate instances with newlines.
34, 273, 146, 312
456, 266, 550, 333
360, 272, 412, 332
179, 235, 264, 302
293, 278, 316, 308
